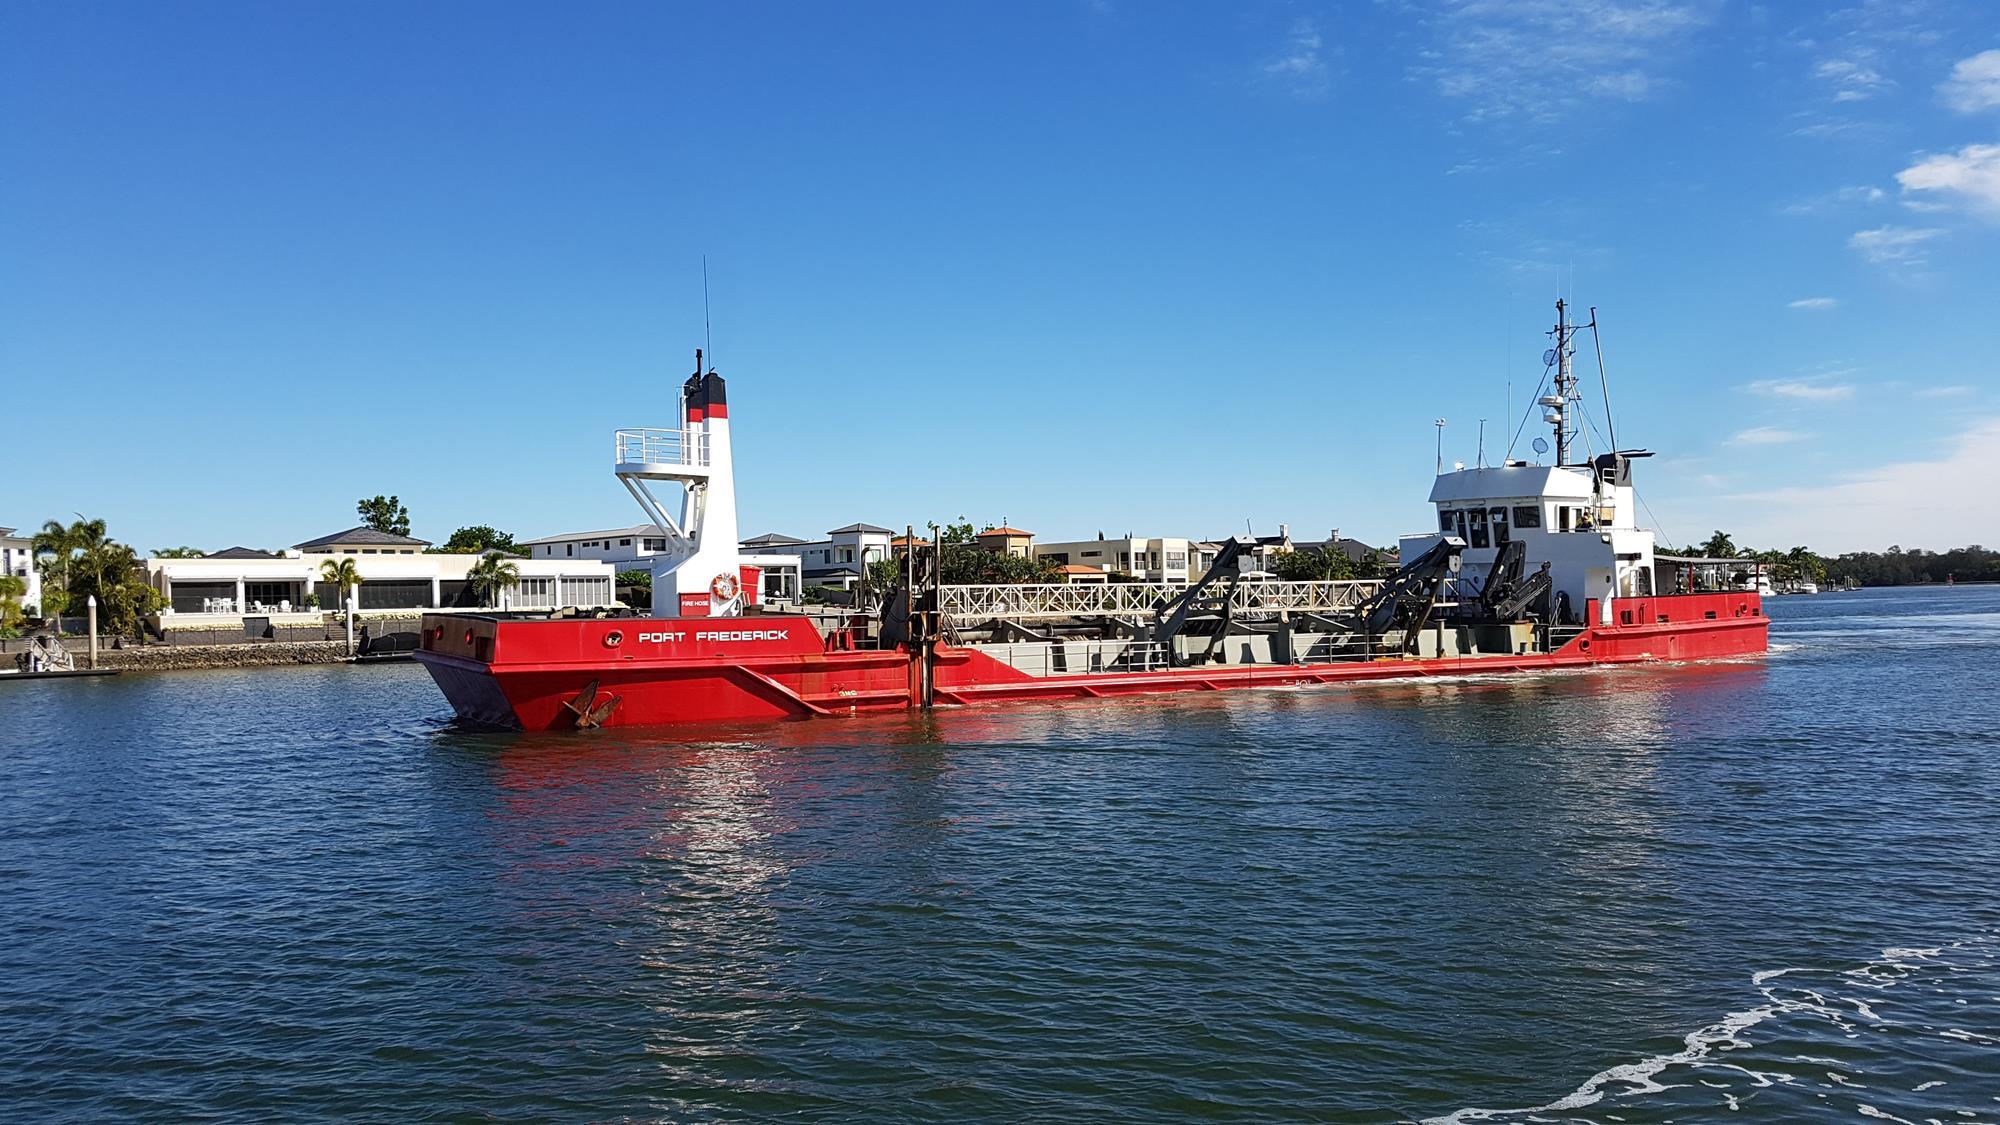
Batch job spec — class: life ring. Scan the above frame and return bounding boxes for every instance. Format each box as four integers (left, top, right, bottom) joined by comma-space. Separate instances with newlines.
710, 572, 740, 601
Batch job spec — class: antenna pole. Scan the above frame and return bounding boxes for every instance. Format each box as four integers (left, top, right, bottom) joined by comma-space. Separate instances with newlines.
1590, 307, 1616, 454
702, 255, 714, 370
1553, 299, 1573, 466
1434, 418, 1446, 475
1476, 418, 1487, 469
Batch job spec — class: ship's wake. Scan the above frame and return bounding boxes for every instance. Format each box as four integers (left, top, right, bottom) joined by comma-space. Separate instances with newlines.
1425, 933, 2000, 1124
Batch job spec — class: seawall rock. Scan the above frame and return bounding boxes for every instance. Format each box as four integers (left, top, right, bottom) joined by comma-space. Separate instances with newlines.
95, 641, 356, 672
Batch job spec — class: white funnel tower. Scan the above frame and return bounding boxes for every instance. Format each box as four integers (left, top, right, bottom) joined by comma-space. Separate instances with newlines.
614, 351, 743, 618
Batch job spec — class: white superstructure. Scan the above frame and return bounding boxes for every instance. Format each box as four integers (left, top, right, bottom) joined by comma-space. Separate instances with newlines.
615, 352, 746, 618
1399, 299, 1658, 626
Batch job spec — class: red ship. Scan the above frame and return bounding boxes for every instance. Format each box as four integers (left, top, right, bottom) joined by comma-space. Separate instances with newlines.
416, 303, 1767, 730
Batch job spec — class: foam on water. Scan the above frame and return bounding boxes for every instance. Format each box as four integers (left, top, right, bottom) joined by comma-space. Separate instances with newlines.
1427, 936, 2000, 1124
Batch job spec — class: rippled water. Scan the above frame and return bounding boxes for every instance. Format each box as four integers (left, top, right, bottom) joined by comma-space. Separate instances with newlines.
3, 586, 1998, 1122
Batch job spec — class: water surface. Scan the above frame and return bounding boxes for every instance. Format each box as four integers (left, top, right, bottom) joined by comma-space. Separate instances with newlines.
2, 587, 1996, 1121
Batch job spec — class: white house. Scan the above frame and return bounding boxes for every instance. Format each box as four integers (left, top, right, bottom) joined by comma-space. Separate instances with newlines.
0, 525, 43, 615
144, 528, 617, 630
519, 524, 673, 568
743, 523, 897, 590
1035, 535, 1200, 583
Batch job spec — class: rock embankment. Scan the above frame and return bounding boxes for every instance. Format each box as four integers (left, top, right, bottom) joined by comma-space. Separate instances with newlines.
93, 641, 355, 672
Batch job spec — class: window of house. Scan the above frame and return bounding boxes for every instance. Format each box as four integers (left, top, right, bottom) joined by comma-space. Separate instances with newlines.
839, 548, 854, 564
644, 539, 664, 551
566, 544, 573, 556
1166, 552, 1187, 568
1045, 552, 1069, 564
619, 538, 631, 546
1513, 505, 1542, 529
1082, 550, 1102, 558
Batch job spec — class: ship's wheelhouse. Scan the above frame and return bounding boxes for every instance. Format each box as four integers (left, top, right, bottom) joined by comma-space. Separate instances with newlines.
1400, 453, 1656, 623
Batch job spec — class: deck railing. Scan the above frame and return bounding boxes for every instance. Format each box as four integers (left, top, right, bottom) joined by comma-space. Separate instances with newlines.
937, 579, 1381, 622
614, 427, 710, 468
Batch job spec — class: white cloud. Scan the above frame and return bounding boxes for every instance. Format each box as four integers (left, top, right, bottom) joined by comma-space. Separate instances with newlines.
1727, 426, 1809, 445
1848, 224, 1944, 265
1815, 53, 1894, 101
1897, 143, 2000, 217
1259, 18, 1331, 99
1786, 297, 1840, 310
1718, 417, 2000, 551
1419, 0, 1712, 124
1914, 384, 1976, 398
1744, 378, 1855, 401
1940, 49, 2000, 113
1780, 185, 1885, 215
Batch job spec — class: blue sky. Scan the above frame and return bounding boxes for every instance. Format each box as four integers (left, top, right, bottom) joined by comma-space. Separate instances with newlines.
6, 1, 1998, 555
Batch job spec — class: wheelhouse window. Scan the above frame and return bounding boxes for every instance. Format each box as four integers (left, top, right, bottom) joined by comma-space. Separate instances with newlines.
1490, 507, 1510, 546
1467, 508, 1490, 549
1438, 509, 1455, 533
1513, 505, 1542, 529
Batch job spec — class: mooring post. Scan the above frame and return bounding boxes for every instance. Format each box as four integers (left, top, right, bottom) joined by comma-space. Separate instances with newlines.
86, 595, 99, 669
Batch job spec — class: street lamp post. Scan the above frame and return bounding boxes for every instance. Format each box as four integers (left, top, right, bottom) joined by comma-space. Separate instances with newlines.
86, 594, 99, 669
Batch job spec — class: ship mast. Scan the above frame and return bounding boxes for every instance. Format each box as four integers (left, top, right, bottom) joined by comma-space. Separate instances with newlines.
1544, 299, 1577, 466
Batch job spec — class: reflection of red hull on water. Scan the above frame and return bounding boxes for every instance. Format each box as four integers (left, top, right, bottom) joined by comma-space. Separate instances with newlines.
414, 592, 1766, 732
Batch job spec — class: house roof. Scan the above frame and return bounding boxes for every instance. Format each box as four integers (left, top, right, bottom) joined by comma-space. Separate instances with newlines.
889, 535, 932, 546
1057, 563, 1105, 575
519, 523, 667, 546
977, 526, 1032, 537
741, 532, 809, 547
209, 546, 279, 560
828, 522, 896, 535
294, 527, 432, 549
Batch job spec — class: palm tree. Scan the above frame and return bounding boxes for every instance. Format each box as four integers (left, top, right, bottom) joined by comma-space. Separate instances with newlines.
319, 558, 363, 653
466, 553, 520, 608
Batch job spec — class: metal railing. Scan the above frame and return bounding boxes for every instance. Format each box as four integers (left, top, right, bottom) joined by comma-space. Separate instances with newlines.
938, 579, 1382, 622
979, 639, 1171, 677
614, 427, 710, 468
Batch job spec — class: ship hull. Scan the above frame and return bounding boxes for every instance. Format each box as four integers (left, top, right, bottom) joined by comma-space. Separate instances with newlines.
413, 593, 1768, 732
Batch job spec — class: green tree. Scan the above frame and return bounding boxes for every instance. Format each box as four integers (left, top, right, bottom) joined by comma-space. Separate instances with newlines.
465, 554, 521, 607
152, 546, 206, 558
0, 573, 25, 635
32, 515, 109, 619
1269, 546, 1355, 581
1698, 530, 1739, 559
319, 557, 362, 610
356, 495, 411, 536
934, 518, 1058, 585
436, 525, 525, 555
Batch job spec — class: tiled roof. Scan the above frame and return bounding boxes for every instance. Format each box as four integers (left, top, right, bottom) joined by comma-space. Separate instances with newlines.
519, 524, 667, 546
977, 526, 1032, 537
294, 527, 431, 549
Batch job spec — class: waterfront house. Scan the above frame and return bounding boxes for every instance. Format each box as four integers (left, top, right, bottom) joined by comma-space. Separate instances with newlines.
0, 526, 43, 615
1035, 535, 1199, 583
519, 523, 674, 567
143, 529, 616, 631
974, 526, 1035, 558
746, 523, 896, 591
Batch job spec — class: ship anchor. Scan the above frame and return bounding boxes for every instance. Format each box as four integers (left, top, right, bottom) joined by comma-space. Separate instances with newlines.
562, 679, 621, 729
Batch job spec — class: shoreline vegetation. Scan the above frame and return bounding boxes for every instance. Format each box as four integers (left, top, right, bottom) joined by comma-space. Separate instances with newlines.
1688, 533, 1999, 589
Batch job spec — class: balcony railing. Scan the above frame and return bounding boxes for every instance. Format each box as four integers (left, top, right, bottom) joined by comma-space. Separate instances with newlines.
615, 427, 710, 468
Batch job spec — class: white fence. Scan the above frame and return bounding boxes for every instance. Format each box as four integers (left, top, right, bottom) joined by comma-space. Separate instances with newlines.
938, 580, 1381, 622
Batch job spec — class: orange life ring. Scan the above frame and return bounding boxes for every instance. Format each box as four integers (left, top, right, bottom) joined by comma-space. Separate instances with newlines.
710, 572, 740, 601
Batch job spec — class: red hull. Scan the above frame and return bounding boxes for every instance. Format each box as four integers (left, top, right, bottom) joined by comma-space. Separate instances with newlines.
414, 593, 1767, 731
